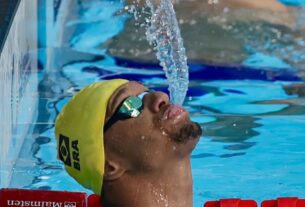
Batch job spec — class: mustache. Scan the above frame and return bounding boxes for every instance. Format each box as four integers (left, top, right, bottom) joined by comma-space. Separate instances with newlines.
173, 122, 203, 143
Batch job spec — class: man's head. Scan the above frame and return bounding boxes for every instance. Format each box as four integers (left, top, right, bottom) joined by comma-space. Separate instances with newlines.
55, 79, 202, 196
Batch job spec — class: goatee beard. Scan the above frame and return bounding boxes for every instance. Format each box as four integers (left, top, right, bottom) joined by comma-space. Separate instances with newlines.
173, 122, 202, 143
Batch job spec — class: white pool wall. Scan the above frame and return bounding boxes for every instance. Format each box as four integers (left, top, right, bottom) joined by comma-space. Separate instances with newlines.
0, 0, 38, 188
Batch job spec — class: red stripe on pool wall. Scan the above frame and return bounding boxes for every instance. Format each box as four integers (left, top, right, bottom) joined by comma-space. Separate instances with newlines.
278, 197, 298, 207
87, 194, 105, 207
261, 200, 277, 207
0, 189, 86, 207
204, 199, 257, 207
1, 189, 305, 207
262, 197, 305, 207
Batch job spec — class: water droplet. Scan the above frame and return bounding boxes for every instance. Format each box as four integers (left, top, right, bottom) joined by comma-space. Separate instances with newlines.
162, 130, 168, 136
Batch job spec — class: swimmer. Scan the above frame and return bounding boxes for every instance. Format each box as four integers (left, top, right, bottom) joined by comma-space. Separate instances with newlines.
55, 79, 202, 207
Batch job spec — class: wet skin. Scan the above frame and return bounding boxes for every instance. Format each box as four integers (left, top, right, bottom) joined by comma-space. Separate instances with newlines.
102, 81, 202, 207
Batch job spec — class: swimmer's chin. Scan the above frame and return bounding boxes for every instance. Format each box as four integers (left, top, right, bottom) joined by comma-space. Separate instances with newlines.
171, 122, 203, 144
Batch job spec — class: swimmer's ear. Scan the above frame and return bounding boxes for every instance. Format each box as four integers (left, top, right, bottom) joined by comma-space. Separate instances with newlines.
104, 160, 125, 181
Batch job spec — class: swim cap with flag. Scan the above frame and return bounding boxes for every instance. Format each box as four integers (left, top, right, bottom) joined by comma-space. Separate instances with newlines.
55, 79, 129, 195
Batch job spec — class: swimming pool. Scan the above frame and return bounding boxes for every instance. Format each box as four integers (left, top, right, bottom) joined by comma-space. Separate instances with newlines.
7, 0, 305, 206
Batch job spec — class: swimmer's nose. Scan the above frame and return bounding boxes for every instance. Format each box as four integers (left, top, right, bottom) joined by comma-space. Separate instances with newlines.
145, 91, 169, 113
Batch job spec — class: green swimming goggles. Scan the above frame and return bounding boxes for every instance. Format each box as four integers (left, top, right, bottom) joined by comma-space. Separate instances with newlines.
104, 91, 149, 131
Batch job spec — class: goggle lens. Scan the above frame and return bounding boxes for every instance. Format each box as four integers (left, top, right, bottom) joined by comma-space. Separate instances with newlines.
104, 91, 149, 131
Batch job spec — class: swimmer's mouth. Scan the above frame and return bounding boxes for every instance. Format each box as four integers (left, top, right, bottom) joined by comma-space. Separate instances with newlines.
163, 104, 187, 121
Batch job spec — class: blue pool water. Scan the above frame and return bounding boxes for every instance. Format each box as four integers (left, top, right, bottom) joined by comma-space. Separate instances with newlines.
9, 0, 305, 206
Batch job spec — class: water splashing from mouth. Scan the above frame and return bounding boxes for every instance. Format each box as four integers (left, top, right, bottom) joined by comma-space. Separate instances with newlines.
144, 0, 189, 105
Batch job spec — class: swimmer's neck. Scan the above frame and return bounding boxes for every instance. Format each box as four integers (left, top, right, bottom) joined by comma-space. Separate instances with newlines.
102, 158, 193, 207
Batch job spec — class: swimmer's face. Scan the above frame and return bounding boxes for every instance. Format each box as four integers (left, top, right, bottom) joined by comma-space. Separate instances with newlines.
104, 81, 202, 172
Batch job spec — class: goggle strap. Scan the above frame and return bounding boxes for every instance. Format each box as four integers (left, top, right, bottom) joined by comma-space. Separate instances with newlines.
137, 91, 149, 99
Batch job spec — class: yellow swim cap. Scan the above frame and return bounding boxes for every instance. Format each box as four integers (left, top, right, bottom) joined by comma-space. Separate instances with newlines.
55, 79, 129, 195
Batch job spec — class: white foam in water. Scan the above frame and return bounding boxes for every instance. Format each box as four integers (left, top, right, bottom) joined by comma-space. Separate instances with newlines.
144, 0, 189, 105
